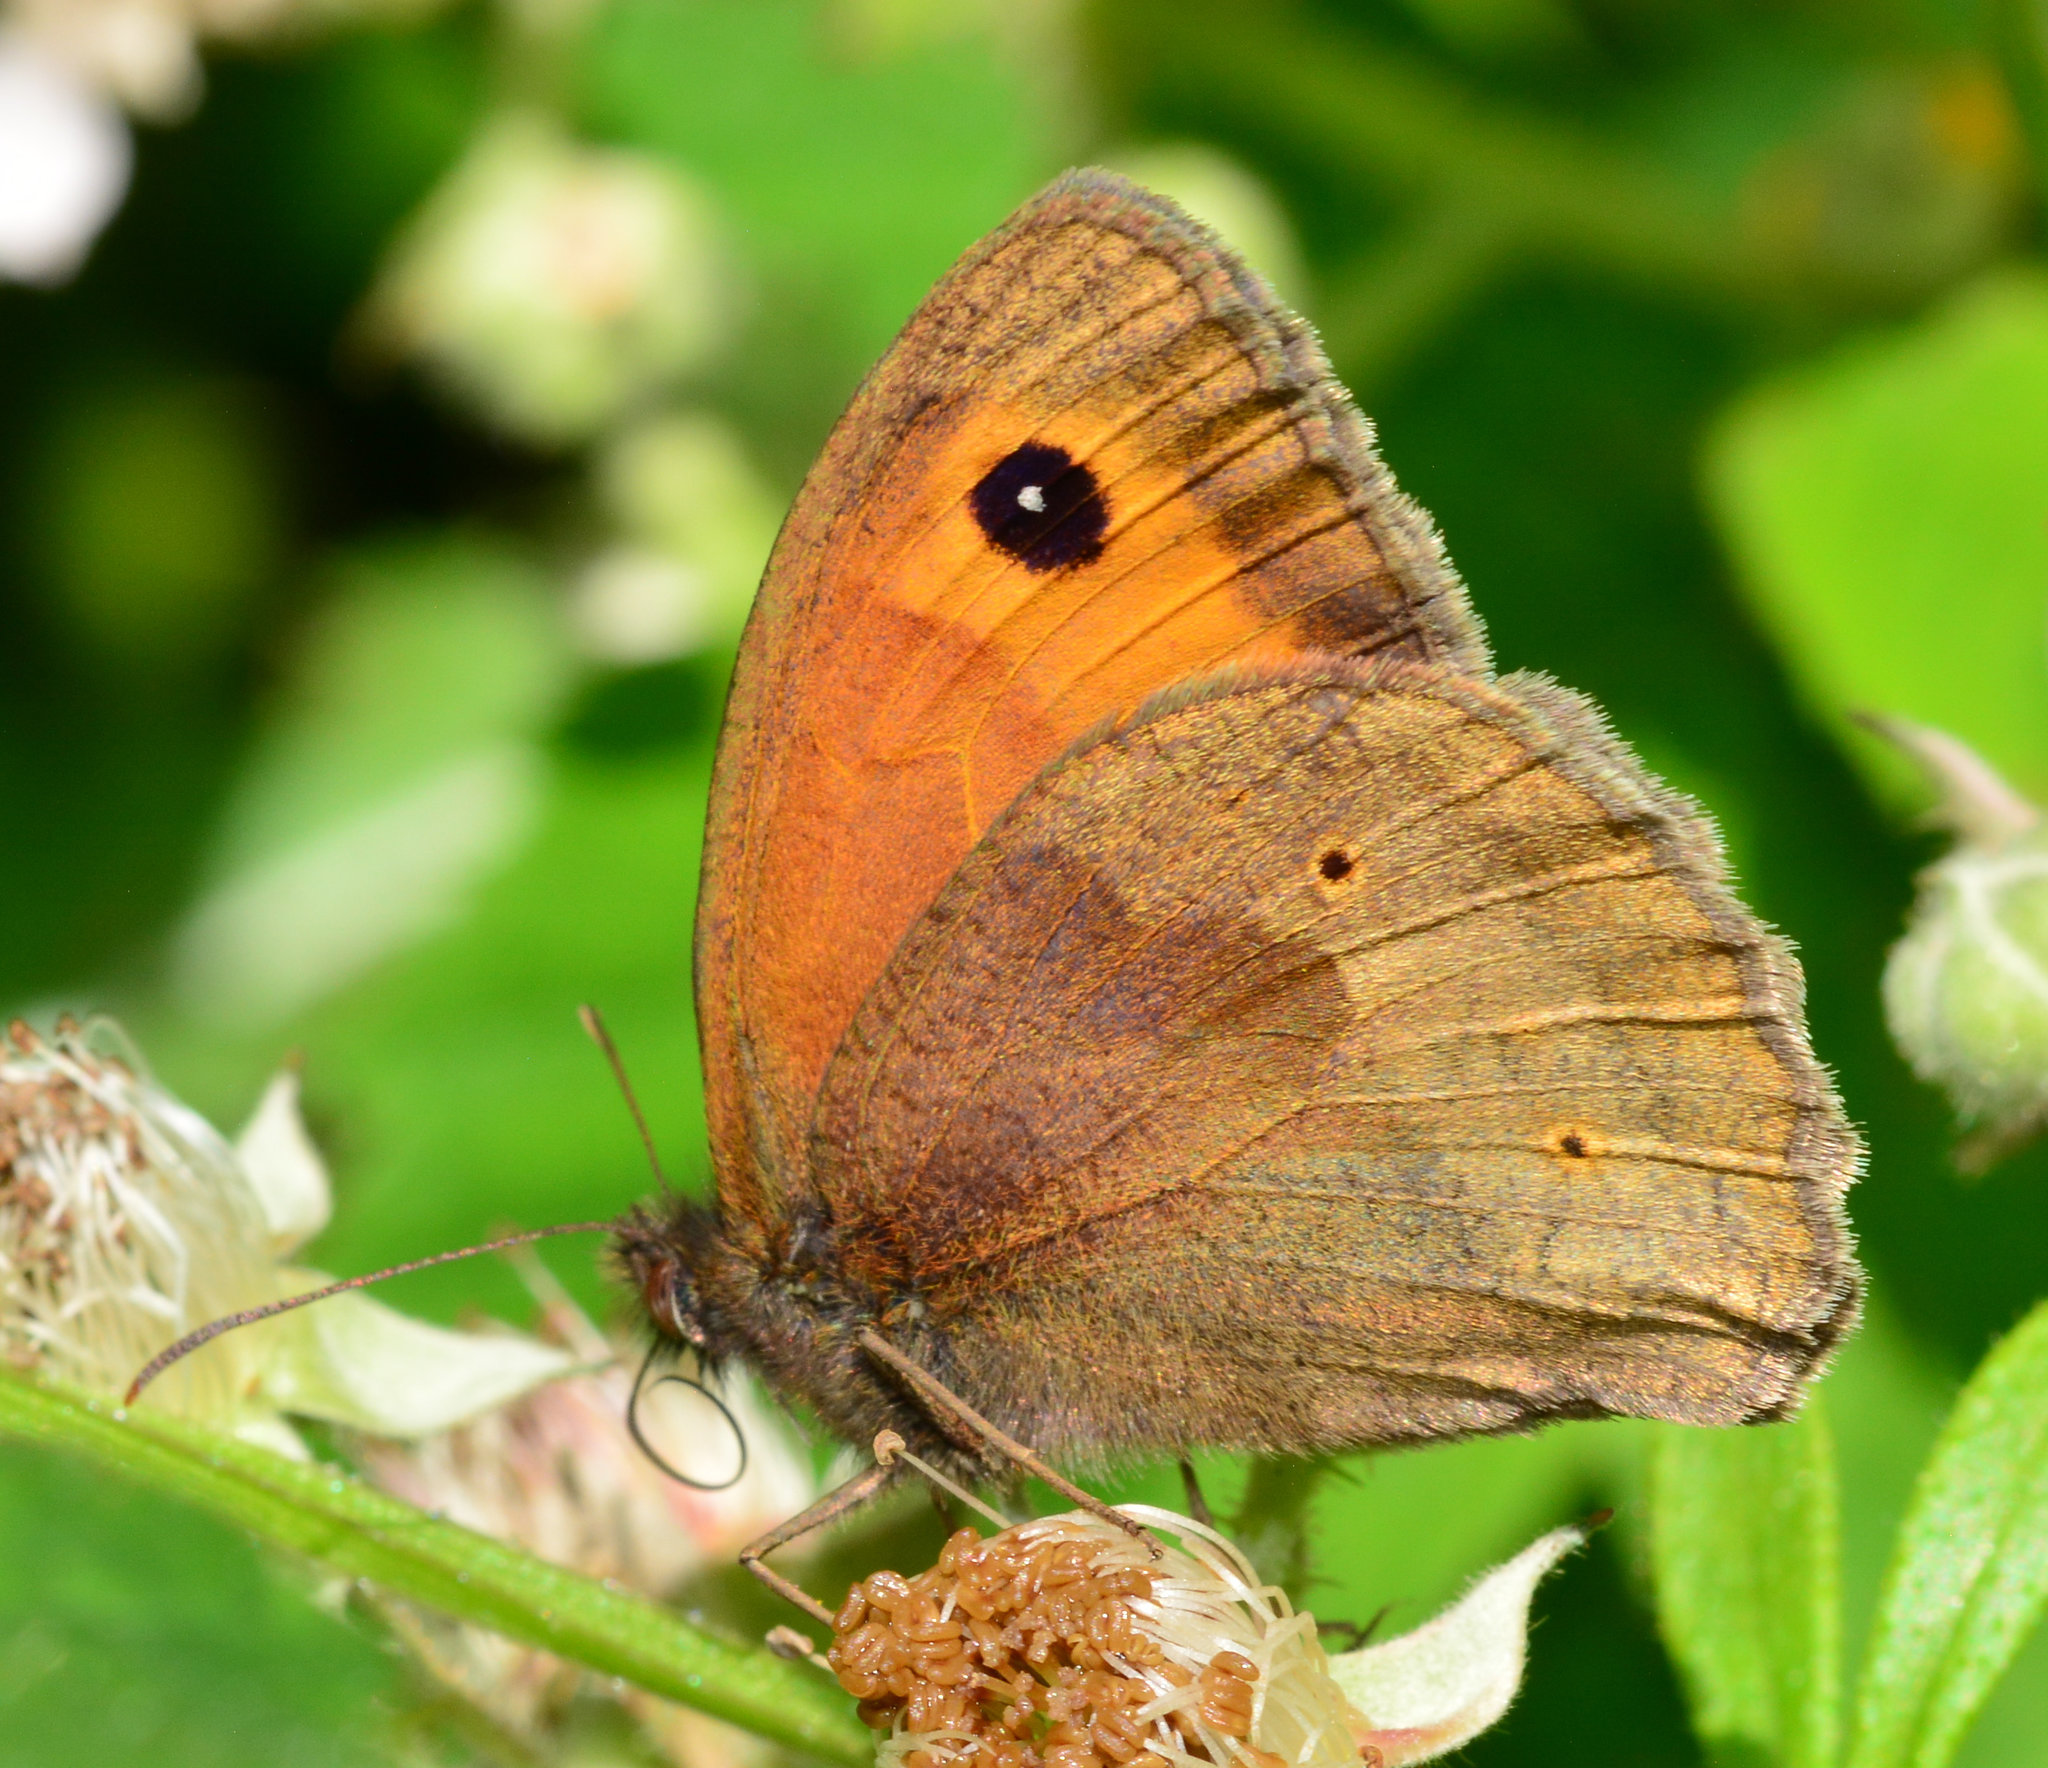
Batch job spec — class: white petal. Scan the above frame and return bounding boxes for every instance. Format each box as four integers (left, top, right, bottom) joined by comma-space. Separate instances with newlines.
252, 1272, 576, 1438
235, 1068, 333, 1254
0, 33, 131, 285
1328, 1523, 1588, 1765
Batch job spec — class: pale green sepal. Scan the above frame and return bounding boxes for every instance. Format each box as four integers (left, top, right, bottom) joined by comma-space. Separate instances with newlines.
234, 1067, 332, 1253
231, 1411, 312, 1460
255, 1269, 576, 1438
1328, 1523, 1586, 1765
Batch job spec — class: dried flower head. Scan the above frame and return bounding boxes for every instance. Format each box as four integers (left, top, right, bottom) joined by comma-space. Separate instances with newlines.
0, 1016, 574, 1452
0, 1017, 287, 1437
820, 1437, 1590, 1768
828, 1506, 1360, 1768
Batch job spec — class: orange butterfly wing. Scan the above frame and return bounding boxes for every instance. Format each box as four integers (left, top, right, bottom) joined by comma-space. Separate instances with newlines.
698, 170, 1487, 1237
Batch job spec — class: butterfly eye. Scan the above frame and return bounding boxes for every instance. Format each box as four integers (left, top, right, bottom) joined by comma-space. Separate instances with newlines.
1318, 848, 1356, 882
641, 1254, 709, 1347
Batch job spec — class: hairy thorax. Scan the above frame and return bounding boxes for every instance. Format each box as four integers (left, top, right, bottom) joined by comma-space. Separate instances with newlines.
615, 1194, 990, 1476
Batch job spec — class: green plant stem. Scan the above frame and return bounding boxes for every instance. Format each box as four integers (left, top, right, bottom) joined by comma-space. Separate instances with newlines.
1990, 0, 2048, 226
491, 0, 602, 113
0, 1372, 869, 1767
1234, 1454, 1332, 1603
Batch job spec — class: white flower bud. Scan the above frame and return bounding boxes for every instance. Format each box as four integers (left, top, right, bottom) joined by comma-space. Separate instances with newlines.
0, 30, 132, 284
570, 411, 783, 662
1870, 716, 2048, 1168
366, 111, 730, 445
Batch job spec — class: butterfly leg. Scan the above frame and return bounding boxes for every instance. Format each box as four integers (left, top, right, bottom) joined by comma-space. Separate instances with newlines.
1314, 1604, 1394, 1650
739, 1459, 901, 1626
855, 1326, 1156, 1555
1178, 1459, 1213, 1528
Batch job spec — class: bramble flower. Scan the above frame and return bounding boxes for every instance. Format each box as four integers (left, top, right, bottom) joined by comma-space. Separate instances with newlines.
569, 410, 782, 664
0, 0, 454, 286
4, 0, 453, 121
358, 1272, 818, 1762
0, 1017, 574, 1453
1868, 714, 2048, 1168
364, 111, 730, 446
0, 28, 130, 285
826, 1494, 1586, 1768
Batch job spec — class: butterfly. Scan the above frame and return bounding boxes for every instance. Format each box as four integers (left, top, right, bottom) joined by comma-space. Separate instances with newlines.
604, 166, 1860, 1608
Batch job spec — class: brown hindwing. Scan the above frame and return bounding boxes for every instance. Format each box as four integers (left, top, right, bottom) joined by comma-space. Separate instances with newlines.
807, 661, 1861, 1461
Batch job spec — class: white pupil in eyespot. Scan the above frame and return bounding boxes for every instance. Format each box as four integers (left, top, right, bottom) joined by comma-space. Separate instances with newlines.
1017, 484, 1046, 514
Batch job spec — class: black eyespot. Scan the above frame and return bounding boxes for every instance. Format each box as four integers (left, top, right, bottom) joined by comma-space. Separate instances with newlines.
1558, 1133, 1588, 1159
1319, 849, 1355, 882
970, 442, 1109, 573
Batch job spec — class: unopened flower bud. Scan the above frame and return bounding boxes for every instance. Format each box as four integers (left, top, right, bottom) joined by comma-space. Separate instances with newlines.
1870, 715, 2048, 1168
569, 410, 782, 663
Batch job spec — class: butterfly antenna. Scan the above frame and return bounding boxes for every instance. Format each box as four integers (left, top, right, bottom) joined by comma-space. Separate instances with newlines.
124, 1220, 612, 1406
578, 1003, 672, 1194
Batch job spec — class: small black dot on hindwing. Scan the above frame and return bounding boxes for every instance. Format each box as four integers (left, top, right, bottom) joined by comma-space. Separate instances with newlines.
969, 441, 1109, 573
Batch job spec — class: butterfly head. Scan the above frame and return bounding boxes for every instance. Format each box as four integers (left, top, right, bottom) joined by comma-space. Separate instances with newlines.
612, 1198, 720, 1353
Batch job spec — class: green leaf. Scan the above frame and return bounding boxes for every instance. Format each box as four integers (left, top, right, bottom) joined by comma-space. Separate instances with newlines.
1849, 1299, 2048, 1768
1706, 272, 2048, 813
1649, 1402, 1842, 1768
167, 534, 576, 1033
0, 1371, 868, 1767
582, 0, 1052, 413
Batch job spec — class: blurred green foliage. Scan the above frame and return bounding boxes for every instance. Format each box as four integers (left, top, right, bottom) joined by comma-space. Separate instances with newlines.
4, 0, 2048, 1763
1710, 274, 2048, 811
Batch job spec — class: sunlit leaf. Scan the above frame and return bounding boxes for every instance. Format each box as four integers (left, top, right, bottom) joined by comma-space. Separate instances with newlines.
583, 0, 1053, 404
1849, 1300, 2048, 1768
1650, 1403, 1841, 1768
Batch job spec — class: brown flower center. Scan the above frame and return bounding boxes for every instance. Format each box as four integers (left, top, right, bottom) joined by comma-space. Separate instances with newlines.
827, 1524, 1279, 1768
